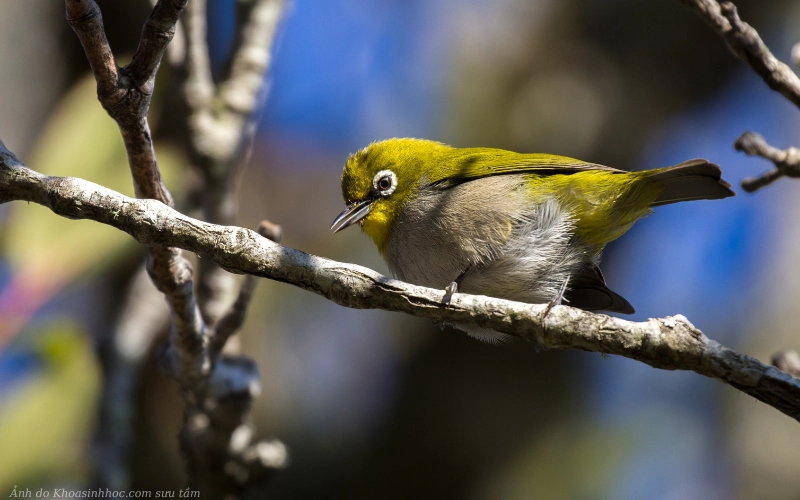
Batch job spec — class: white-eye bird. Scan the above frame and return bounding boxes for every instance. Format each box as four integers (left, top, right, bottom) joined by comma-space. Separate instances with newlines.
331, 138, 734, 342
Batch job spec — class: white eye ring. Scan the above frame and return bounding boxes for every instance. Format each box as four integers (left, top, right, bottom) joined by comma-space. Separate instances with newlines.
373, 169, 397, 196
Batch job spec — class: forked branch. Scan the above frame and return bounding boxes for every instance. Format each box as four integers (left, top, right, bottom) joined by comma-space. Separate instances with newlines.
735, 132, 800, 192
681, 0, 800, 192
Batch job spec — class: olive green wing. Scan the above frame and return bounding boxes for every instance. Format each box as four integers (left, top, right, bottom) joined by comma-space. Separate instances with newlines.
430, 149, 624, 188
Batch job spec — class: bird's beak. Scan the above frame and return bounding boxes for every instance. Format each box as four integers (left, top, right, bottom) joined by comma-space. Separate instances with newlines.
330, 199, 373, 233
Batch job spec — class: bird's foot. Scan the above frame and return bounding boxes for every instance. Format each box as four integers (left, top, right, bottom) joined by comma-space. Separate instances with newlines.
443, 266, 472, 305
537, 276, 571, 352
542, 274, 570, 318
442, 281, 458, 304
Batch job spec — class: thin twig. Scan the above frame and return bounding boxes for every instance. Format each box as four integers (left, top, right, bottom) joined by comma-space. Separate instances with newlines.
148, 0, 187, 65
184, 0, 285, 163
680, 0, 800, 108
183, 0, 214, 113
128, 0, 189, 88
734, 132, 800, 192
2, 149, 799, 423
681, 0, 800, 192
65, 0, 120, 100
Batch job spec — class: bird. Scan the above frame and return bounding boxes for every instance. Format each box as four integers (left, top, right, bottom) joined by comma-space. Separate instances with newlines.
331, 138, 734, 343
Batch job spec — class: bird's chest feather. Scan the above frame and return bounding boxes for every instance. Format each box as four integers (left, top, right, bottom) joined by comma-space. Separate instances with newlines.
384, 175, 592, 295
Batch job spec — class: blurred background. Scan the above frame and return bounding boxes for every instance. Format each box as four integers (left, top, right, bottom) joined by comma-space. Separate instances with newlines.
1, 0, 800, 498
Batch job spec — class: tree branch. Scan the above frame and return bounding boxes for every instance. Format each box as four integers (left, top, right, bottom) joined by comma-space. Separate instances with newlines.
67, 0, 179, 202
183, 0, 215, 115
128, 0, 189, 88
66, 0, 205, 383
176, 1, 287, 490
184, 0, 285, 164
680, 0, 800, 108
181, 0, 285, 325
212, 221, 282, 358
65, 0, 288, 493
681, 0, 800, 192
181, 356, 288, 495
65, 0, 120, 101
734, 131, 800, 192
3, 145, 799, 423
148, 0, 187, 65
220, 0, 283, 124
182, 8, 243, 334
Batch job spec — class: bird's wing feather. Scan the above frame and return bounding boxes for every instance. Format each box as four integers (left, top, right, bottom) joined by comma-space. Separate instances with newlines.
431, 151, 624, 188
565, 265, 634, 314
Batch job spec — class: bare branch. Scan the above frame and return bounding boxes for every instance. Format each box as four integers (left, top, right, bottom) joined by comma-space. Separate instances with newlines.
65, 0, 205, 384
2, 149, 799, 423
735, 132, 800, 192
221, 0, 283, 120
181, 0, 284, 325
65, 0, 121, 102
63, 1, 284, 493
66, 0, 184, 203
681, 1, 800, 191
680, 0, 800, 108
119, 125, 175, 204
128, 0, 189, 88
183, 0, 215, 114
147, 248, 210, 384
182, 0, 235, 325
212, 221, 282, 356
185, 0, 285, 163
148, 0, 186, 65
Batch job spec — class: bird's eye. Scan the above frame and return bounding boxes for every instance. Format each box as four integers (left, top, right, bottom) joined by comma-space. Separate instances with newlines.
372, 169, 397, 196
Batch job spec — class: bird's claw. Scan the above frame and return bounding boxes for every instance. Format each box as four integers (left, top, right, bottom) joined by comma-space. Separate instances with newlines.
536, 279, 569, 352
443, 281, 458, 304
540, 275, 571, 321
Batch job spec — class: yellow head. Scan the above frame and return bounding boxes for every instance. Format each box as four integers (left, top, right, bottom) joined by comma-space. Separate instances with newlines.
332, 138, 450, 253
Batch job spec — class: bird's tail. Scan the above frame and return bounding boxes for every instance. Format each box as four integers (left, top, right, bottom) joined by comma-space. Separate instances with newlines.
646, 159, 735, 206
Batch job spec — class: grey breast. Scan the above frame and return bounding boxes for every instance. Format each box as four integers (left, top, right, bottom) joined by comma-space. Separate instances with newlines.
385, 174, 591, 304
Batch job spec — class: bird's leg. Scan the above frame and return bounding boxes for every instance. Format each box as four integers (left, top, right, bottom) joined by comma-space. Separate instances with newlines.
534, 275, 570, 352
552, 274, 570, 307
541, 274, 571, 320
435, 267, 472, 330
442, 266, 471, 305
